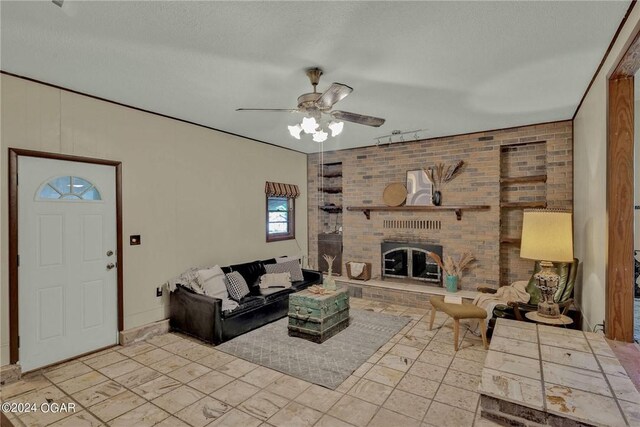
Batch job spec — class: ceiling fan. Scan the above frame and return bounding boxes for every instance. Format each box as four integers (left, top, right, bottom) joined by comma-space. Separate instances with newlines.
236, 68, 385, 142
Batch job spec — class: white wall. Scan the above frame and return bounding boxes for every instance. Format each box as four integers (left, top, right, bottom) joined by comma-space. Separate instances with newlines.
0, 74, 308, 366
573, 8, 640, 331
635, 99, 640, 254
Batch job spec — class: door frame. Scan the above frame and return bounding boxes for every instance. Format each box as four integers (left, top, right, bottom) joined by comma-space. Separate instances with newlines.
606, 24, 640, 342
8, 148, 123, 364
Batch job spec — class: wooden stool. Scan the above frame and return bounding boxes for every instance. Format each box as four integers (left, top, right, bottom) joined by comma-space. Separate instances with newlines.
429, 296, 488, 351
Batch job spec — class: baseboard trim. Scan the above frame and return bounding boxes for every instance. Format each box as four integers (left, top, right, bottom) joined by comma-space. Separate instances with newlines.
119, 319, 170, 346
0, 363, 21, 386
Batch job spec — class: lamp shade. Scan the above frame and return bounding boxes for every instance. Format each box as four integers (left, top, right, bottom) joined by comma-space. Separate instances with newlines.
520, 209, 574, 262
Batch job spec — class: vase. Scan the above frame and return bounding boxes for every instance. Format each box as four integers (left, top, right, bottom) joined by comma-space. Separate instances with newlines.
445, 275, 458, 293
432, 190, 442, 206
324, 270, 337, 291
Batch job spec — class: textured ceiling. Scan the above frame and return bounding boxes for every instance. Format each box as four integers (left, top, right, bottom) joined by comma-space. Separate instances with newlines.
0, 1, 630, 153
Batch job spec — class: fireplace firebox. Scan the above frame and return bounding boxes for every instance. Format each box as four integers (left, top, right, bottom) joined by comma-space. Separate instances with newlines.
381, 241, 443, 285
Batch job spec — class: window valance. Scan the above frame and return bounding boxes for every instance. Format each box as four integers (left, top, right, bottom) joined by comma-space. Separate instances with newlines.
265, 181, 300, 198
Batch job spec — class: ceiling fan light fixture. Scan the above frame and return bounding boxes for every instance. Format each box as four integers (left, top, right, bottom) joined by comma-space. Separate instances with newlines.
328, 121, 344, 137
313, 130, 328, 143
239, 68, 386, 144
301, 117, 319, 134
288, 124, 302, 139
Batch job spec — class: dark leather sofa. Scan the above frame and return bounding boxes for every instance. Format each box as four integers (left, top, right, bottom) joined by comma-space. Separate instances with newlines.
170, 258, 322, 344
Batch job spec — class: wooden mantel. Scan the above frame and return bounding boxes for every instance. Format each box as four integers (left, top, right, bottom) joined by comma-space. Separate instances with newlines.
346, 205, 491, 221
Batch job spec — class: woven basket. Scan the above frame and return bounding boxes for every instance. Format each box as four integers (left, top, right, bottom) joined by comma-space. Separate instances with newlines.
346, 262, 372, 281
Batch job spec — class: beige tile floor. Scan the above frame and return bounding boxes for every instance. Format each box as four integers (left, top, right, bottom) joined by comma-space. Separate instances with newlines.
0, 298, 499, 427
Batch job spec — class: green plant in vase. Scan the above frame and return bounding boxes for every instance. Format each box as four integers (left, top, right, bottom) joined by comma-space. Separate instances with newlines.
426, 251, 475, 293
323, 254, 337, 291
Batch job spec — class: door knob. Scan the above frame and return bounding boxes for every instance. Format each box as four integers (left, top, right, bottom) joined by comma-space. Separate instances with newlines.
106, 263, 116, 270
106, 250, 114, 257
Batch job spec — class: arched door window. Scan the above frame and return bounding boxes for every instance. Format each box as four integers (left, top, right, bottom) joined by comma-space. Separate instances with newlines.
37, 176, 102, 201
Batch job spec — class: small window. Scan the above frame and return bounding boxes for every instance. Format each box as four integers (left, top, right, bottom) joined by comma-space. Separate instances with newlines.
266, 196, 295, 242
37, 176, 102, 201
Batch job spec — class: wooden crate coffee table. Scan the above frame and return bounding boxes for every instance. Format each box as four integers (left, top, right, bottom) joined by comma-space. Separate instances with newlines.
287, 287, 350, 343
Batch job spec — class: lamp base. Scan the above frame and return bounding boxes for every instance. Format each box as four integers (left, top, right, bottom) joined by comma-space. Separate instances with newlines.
534, 261, 561, 319
537, 301, 561, 318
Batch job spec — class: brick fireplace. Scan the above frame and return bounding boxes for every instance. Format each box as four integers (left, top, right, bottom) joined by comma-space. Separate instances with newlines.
307, 121, 573, 292
381, 241, 443, 285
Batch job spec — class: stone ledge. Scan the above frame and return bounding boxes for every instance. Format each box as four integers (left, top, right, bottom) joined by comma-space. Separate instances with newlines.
334, 276, 480, 299
333, 276, 480, 308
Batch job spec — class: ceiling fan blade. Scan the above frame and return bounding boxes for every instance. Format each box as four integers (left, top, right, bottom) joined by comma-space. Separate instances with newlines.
331, 110, 385, 127
315, 83, 353, 109
236, 108, 299, 113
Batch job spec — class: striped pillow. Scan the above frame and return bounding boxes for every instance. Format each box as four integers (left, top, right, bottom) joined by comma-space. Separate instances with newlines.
265, 259, 304, 282
225, 271, 250, 301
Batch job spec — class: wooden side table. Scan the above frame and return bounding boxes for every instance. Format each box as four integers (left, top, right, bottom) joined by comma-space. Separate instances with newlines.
525, 311, 573, 326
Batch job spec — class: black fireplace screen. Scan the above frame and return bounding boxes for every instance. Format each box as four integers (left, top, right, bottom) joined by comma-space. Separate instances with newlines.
384, 249, 408, 277
381, 241, 443, 285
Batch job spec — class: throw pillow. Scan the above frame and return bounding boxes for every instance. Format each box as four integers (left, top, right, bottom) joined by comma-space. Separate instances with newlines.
225, 271, 251, 301
265, 259, 304, 282
196, 265, 227, 296
260, 272, 292, 288
200, 270, 239, 312
229, 261, 266, 289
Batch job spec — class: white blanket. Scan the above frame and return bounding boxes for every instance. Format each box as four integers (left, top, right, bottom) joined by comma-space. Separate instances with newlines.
349, 262, 366, 277
466, 281, 530, 334
166, 265, 239, 312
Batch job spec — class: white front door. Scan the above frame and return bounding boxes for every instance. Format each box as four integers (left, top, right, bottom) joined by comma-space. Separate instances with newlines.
18, 156, 118, 371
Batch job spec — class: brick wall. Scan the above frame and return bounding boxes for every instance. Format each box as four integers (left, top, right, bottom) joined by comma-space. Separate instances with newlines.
307, 121, 573, 291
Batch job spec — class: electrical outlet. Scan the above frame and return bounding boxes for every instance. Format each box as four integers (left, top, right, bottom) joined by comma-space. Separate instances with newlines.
156, 287, 163, 297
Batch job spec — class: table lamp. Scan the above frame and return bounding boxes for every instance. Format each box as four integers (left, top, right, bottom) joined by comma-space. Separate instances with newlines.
520, 209, 574, 318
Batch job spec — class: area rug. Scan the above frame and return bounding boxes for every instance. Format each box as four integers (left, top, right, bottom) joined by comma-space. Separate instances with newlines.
216, 309, 410, 389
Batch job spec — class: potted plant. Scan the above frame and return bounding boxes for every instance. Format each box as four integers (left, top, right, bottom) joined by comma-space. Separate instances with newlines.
426, 251, 475, 293
423, 160, 464, 206
323, 254, 337, 291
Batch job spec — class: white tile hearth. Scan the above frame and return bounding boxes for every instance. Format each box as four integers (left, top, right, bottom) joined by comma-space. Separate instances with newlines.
543, 361, 611, 397
479, 318, 638, 427
484, 351, 542, 380
540, 344, 600, 371
488, 335, 539, 359
544, 384, 625, 427
480, 367, 544, 410
492, 324, 538, 343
